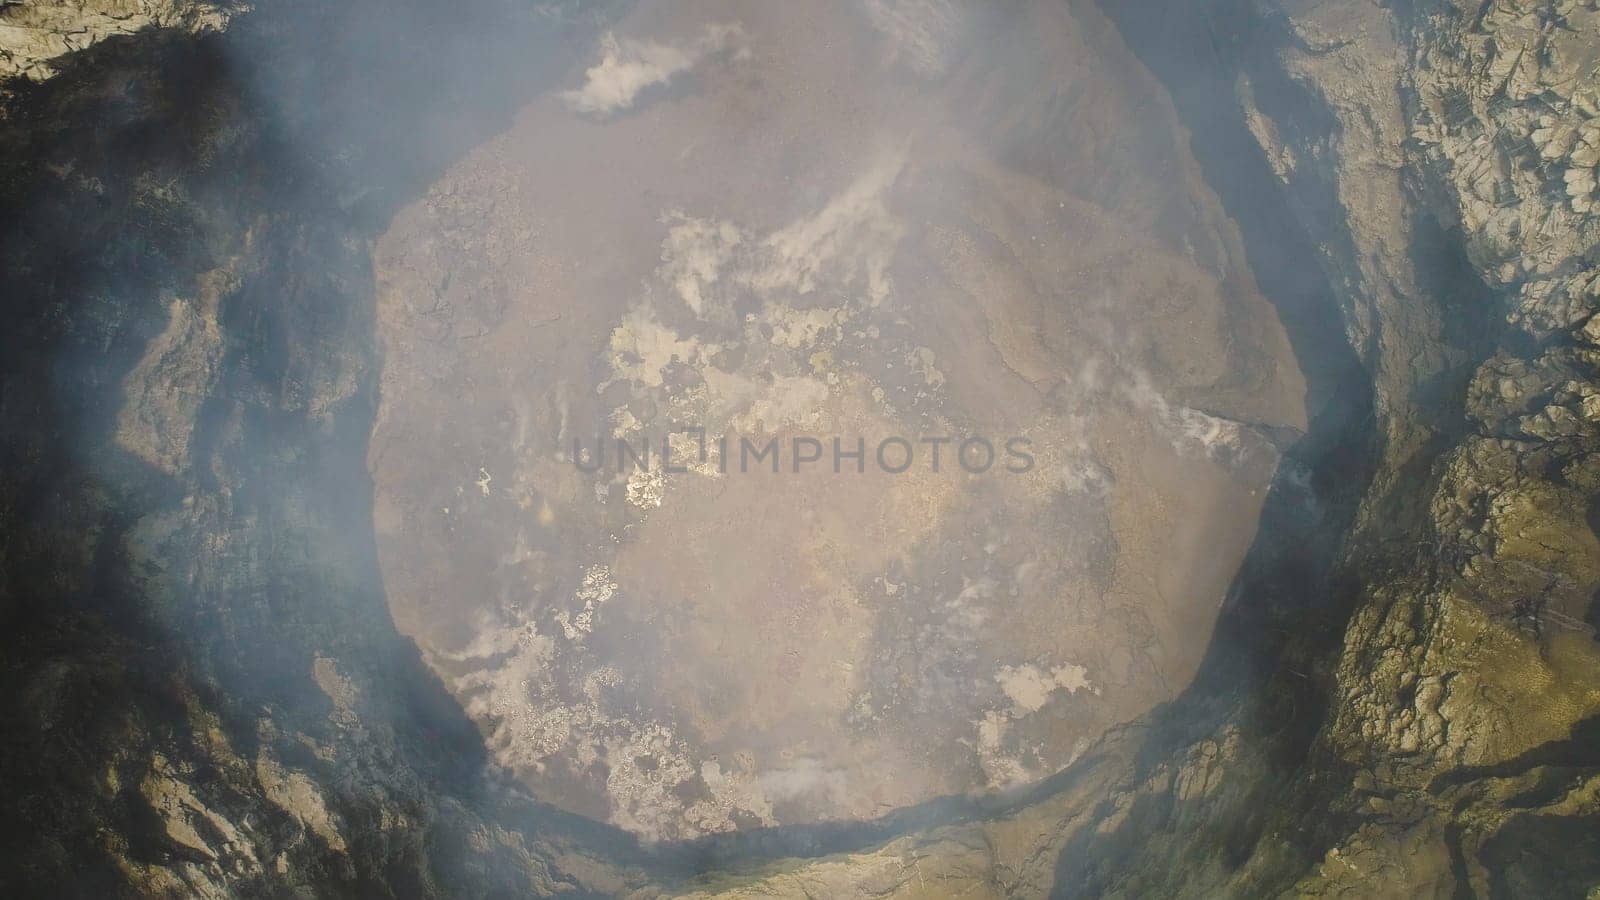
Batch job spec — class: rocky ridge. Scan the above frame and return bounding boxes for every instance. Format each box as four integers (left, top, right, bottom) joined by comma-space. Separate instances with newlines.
0, 0, 238, 81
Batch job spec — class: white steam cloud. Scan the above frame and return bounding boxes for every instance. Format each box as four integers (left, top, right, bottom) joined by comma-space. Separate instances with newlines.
562, 24, 746, 117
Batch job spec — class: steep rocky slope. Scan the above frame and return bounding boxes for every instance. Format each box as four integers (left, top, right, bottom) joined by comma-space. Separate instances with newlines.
1, 0, 1598, 897
1084, 0, 1600, 895
0, 2, 658, 895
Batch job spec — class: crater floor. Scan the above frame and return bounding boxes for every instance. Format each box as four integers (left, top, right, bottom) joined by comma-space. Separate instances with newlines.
368, 0, 1305, 841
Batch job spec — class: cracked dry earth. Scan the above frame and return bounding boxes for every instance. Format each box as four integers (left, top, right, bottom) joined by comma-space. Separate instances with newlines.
367, 0, 1305, 842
